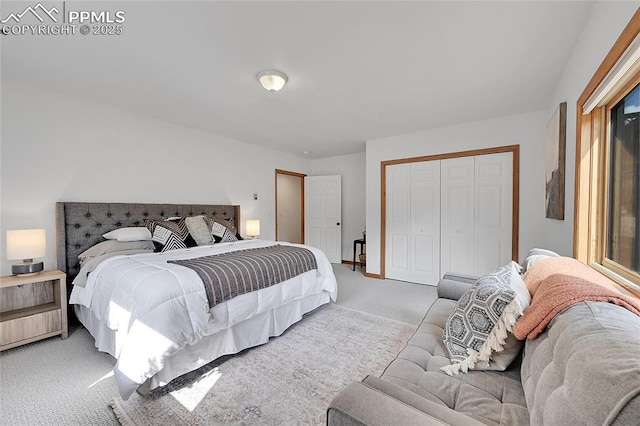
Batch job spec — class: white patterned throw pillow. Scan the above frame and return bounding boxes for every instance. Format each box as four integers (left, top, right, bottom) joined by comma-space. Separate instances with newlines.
210, 221, 238, 243
441, 261, 530, 375
205, 217, 240, 243
144, 217, 197, 252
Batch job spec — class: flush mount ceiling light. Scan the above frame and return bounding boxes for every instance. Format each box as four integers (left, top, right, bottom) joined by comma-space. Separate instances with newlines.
257, 70, 288, 92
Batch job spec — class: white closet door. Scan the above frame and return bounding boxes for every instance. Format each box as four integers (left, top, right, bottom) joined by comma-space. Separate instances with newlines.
386, 151, 514, 283
474, 152, 513, 274
410, 161, 441, 284
386, 163, 412, 282
440, 157, 475, 275
386, 161, 441, 284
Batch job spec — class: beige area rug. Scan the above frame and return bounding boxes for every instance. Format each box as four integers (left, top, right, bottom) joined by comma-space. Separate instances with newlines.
109, 303, 416, 425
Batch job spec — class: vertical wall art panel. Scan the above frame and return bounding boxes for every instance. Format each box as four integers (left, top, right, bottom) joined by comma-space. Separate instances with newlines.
545, 102, 567, 220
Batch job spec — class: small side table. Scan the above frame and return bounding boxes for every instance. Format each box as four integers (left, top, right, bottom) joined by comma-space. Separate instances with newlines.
0, 270, 68, 351
353, 238, 366, 271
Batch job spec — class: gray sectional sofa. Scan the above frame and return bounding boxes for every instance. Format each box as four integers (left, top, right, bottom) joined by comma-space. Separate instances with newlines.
327, 272, 640, 425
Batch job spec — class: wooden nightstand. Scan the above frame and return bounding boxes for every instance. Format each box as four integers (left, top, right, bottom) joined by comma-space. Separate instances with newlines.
0, 269, 68, 351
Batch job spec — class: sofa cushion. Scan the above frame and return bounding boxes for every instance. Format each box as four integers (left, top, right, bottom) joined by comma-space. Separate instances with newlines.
380, 298, 529, 425
521, 301, 640, 425
327, 380, 453, 426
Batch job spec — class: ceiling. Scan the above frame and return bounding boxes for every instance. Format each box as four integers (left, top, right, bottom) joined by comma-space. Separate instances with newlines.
1, 1, 593, 159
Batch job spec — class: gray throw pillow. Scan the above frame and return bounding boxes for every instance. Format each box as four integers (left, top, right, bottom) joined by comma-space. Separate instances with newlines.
185, 215, 214, 245
441, 261, 530, 375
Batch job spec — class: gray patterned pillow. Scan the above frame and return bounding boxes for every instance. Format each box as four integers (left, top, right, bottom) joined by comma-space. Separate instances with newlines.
441, 261, 529, 375
144, 218, 197, 252
210, 221, 239, 243
204, 217, 241, 243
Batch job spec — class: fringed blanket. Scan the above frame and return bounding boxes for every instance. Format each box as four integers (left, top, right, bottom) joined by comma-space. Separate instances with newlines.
169, 244, 318, 309
512, 257, 640, 340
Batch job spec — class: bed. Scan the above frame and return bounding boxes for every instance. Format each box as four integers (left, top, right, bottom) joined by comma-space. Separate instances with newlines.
56, 202, 337, 400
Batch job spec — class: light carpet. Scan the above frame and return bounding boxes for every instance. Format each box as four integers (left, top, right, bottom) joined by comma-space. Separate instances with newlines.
109, 303, 416, 425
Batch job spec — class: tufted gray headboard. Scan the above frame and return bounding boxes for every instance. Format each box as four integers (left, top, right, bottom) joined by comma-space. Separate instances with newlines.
56, 202, 240, 284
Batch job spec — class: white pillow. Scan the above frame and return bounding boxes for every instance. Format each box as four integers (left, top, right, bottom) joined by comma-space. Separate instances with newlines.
522, 248, 560, 272
103, 227, 151, 242
73, 248, 153, 287
78, 240, 154, 263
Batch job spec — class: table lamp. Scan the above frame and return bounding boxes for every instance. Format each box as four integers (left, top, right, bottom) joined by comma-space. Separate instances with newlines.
7, 229, 46, 276
246, 220, 260, 239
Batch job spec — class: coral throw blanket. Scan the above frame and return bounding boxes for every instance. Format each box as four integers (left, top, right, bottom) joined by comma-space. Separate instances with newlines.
513, 257, 640, 340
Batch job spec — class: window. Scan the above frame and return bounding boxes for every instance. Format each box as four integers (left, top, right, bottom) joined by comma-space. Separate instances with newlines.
575, 10, 640, 296
604, 80, 640, 282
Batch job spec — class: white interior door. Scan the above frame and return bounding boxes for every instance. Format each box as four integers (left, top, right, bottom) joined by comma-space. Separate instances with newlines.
474, 152, 513, 274
440, 156, 475, 275
440, 153, 513, 276
410, 161, 441, 284
386, 163, 411, 281
386, 162, 440, 284
305, 175, 342, 263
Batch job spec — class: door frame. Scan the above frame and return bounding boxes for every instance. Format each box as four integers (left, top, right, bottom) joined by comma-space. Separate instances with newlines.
380, 145, 520, 279
275, 169, 306, 243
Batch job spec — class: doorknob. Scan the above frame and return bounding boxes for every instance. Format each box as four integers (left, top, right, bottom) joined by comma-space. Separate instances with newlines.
336, 222, 341, 226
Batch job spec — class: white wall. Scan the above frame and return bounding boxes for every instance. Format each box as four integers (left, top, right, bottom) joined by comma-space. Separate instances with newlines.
0, 80, 311, 275
311, 152, 366, 262
365, 111, 548, 276
365, 2, 639, 278
544, 1, 639, 255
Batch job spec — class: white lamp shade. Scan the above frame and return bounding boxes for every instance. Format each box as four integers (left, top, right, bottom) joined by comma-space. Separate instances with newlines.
257, 70, 288, 92
246, 220, 261, 237
6, 229, 46, 260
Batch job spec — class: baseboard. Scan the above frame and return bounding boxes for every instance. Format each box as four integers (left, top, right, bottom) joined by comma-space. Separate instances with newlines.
365, 272, 383, 279
341, 260, 381, 279
342, 260, 368, 266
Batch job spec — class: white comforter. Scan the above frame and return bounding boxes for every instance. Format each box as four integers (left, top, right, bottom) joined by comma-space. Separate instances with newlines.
70, 239, 337, 399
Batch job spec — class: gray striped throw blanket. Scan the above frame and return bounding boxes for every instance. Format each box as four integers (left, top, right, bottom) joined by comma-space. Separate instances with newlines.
169, 244, 318, 309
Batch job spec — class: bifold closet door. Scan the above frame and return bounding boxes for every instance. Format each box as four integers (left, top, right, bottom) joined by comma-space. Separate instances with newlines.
474, 152, 512, 274
386, 151, 513, 284
386, 161, 441, 284
440, 152, 512, 276
440, 157, 475, 275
